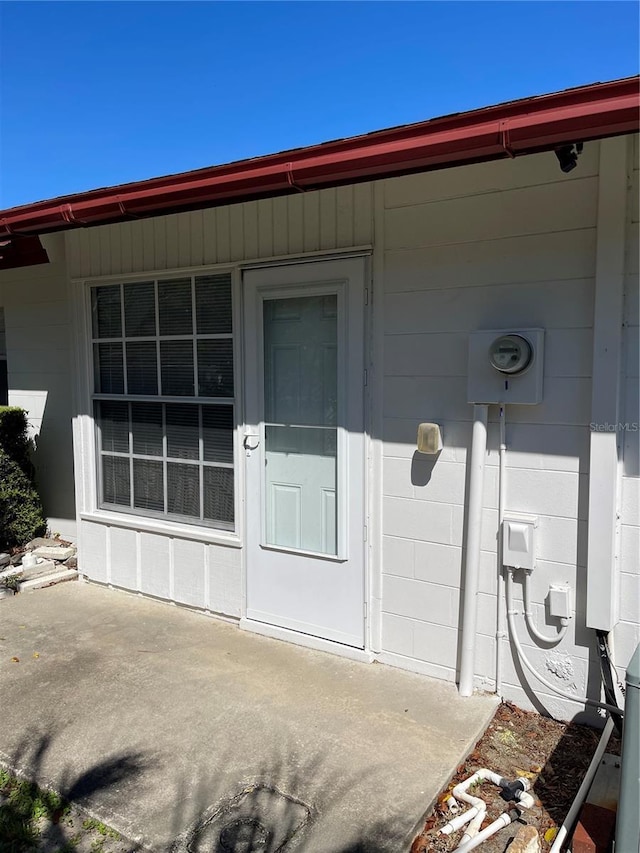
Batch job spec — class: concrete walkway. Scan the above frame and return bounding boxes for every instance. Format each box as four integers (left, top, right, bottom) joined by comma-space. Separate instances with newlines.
0, 583, 496, 852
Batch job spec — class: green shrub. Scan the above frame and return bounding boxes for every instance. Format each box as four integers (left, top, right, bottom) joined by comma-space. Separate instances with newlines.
0, 407, 46, 549
0, 450, 47, 549
0, 406, 34, 478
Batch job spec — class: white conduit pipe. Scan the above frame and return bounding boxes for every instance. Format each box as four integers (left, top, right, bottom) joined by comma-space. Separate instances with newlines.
506, 569, 624, 715
495, 405, 507, 696
459, 404, 489, 697
523, 570, 569, 644
549, 716, 615, 853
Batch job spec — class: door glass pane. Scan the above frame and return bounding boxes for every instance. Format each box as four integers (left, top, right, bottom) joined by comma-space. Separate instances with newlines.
264, 296, 337, 426
263, 294, 338, 555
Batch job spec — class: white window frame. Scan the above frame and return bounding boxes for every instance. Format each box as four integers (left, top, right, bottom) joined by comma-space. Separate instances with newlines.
80, 265, 243, 544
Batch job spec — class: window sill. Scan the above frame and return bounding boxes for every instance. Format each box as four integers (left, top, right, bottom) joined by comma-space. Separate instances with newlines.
78, 511, 243, 548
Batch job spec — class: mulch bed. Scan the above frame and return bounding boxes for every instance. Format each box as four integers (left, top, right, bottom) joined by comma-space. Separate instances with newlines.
412, 702, 620, 853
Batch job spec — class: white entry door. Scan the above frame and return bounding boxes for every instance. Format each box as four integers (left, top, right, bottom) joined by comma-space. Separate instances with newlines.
244, 258, 366, 648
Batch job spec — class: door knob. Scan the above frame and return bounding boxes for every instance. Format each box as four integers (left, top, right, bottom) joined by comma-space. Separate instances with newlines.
243, 433, 260, 451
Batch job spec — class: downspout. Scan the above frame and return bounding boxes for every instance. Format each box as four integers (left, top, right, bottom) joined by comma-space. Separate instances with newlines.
459, 404, 489, 697
495, 405, 507, 696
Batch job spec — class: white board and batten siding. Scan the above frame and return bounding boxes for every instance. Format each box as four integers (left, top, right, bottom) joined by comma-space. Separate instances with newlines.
65, 187, 374, 279
66, 186, 373, 619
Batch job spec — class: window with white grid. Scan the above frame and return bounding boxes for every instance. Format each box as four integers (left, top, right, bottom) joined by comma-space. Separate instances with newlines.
91, 274, 235, 529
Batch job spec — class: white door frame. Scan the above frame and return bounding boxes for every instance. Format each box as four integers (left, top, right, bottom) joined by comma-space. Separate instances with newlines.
241, 257, 369, 651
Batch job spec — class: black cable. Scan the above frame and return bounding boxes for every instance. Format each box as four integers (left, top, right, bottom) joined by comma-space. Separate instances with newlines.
596, 630, 624, 736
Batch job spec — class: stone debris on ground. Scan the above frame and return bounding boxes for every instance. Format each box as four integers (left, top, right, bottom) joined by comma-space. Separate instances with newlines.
0, 537, 78, 600
510, 825, 542, 853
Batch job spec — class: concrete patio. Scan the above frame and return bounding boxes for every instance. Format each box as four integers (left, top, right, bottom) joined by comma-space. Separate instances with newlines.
0, 582, 497, 852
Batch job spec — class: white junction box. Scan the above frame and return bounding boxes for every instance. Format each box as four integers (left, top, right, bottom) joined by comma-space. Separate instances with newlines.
467, 328, 545, 404
548, 584, 572, 621
502, 514, 538, 570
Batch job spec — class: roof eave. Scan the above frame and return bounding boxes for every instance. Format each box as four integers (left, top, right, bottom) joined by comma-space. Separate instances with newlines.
1, 76, 638, 239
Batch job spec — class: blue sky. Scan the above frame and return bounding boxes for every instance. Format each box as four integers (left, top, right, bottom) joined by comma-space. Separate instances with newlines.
1, 1, 638, 208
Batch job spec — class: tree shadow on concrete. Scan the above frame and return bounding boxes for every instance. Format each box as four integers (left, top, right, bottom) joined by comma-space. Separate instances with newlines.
166, 730, 412, 853
0, 729, 151, 853
2, 729, 413, 853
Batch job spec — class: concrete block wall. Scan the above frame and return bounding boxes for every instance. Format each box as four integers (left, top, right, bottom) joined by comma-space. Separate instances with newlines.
378, 140, 617, 719
617, 132, 640, 673
0, 234, 76, 540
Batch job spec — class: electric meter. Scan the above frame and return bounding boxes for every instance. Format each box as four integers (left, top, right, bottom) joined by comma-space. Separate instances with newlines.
488, 334, 532, 375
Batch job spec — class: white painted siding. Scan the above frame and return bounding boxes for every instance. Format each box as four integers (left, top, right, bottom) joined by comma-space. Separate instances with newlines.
49, 130, 638, 722
0, 234, 76, 539
78, 521, 243, 616
67, 185, 373, 615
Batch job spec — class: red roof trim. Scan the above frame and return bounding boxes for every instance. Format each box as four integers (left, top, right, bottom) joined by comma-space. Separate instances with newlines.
1, 77, 638, 239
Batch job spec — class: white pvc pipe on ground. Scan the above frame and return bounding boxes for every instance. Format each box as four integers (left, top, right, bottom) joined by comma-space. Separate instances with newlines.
440, 768, 513, 842
459, 404, 489, 697
439, 806, 482, 836
453, 810, 518, 853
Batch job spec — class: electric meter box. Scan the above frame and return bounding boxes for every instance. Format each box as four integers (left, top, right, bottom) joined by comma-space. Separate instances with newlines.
467, 328, 544, 405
